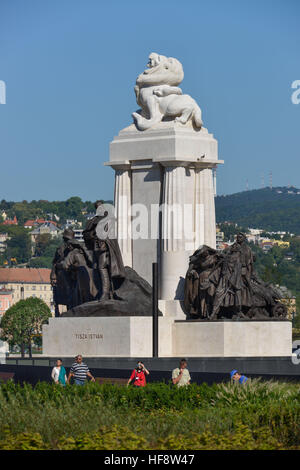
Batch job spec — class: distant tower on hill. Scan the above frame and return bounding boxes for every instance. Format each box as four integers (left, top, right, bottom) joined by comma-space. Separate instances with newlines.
269, 172, 273, 190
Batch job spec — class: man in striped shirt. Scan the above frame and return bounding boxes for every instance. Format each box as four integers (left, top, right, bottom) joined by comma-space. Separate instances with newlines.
68, 355, 95, 385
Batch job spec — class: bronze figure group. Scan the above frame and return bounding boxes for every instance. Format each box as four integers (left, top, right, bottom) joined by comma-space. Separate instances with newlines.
50, 201, 125, 316
51, 211, 287, 322
184, 233, 287, 320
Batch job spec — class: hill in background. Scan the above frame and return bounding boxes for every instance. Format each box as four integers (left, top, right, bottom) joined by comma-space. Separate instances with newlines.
215, 186, 300, 234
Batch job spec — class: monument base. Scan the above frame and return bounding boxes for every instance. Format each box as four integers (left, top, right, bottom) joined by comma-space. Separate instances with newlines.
158, 299, 186, 319
42, 317, 292, 358
173, 320, 292, 357
42, 317, 174, 357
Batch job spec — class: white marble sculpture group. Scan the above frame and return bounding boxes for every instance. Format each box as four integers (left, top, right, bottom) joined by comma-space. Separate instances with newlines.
132, 53, 203, 131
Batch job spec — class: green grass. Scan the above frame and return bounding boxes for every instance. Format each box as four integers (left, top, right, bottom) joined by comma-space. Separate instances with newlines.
0, 379, 299, 449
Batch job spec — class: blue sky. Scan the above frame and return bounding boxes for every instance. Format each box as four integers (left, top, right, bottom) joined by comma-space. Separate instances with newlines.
0, 0, 299, 202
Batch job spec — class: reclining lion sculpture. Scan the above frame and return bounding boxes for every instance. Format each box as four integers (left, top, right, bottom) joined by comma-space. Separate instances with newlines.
132, 53, 203, 131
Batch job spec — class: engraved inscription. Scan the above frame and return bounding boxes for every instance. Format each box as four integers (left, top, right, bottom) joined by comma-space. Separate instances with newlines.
75, 333, 104, 340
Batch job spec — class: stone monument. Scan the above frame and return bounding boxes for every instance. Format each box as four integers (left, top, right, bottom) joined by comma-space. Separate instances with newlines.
106, 52, 223, 319
42, 52, 292, 358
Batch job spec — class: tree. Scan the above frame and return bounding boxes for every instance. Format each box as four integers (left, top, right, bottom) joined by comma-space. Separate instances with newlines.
65, 196, 83, 219
290, 238, 300, 262
34, 233, 52, 256
0, 298, 51, 358
29, 235, 62, 268
262, 265, 283, 285
42, 236, 62, 258
218, 223, 249, 242
294, 297, 300, 329
29, 256, 53, 269
3, 226, 31, 264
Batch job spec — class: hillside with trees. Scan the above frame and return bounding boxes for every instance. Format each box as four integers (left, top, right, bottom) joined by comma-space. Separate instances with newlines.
0, 197, 113, 268
0, 225, 31, 265
0, 197, 113, 226
216, 186, 300, 234
2, 188, 300, 235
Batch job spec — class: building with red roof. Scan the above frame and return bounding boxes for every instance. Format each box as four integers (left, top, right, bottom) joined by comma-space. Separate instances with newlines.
2, 216, 18, 226
0, 268, 54, 313
24, 219, 58, 229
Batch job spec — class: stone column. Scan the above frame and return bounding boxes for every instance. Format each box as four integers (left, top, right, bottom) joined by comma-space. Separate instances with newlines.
162, 166, 186, 252
194, 167, 216, 249
160, 165, 192, 300
107, 122, 223, 301
160, 164, 217, 301
114, 167, 132, 267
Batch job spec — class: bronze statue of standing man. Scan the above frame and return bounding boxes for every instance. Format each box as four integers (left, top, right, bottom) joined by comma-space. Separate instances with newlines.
210, 232, 254, 319
50, 228, 76, 316
82, 200, 125, 301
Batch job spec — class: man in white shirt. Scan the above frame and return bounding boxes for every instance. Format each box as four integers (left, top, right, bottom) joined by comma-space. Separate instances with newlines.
172, 359, 191, 387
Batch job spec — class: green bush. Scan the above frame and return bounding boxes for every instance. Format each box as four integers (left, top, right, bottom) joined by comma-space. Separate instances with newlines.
0, 379, 299, 449
0, 423, 295, 450
157, 423, 284, 450
0, 427, 49, 450
57, 425, 148, 450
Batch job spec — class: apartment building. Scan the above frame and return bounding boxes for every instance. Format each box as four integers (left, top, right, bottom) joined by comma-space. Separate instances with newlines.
0, 268, 54, 313
0, 288, 13, 316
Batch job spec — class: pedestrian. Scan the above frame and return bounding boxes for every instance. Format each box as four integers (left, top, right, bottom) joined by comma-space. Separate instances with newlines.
67, 355, 96, 385
230, 369, 248, 384
172, 358, 191, 387
51, 358, 67, 386
127, 361, 149, 387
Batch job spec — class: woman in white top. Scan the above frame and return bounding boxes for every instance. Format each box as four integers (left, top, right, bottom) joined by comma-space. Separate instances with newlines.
51, 359, 67, 386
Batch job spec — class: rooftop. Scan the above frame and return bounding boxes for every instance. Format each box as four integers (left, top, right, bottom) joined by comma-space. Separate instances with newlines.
24, 219, 58, 227
0, 268, 51, 284
31, 222, 61, 234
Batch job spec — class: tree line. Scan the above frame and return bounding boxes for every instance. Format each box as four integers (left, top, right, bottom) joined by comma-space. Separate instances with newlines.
216, 187, 300, 234
0, 196, 112, 226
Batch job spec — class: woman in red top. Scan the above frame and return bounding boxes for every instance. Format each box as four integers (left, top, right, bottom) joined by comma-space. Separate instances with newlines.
127, 362, 149, 387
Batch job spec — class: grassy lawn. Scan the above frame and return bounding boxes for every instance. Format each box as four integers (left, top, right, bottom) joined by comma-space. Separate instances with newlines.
0, 379, 299, 449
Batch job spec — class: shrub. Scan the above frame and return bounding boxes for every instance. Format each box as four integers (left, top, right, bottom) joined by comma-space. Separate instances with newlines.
157, 423, 285, 450
57, 425, 148, 450
0, 424, 294, 450
0, 427, 48, 450
0, 379, 299, 449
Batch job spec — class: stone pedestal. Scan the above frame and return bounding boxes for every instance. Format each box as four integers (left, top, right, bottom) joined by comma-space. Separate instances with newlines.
105, 121, 223, 313
173, 321, 292, 357
0, 340, 8, 364
42, 318, 292, 358
42, 317, 174, 357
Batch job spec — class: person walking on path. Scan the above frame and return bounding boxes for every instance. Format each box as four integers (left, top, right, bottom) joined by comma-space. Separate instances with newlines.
172, 359, 191, 387
68, 355, 96, 385
127, 361, 149, 387
51, 359, 67, 386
